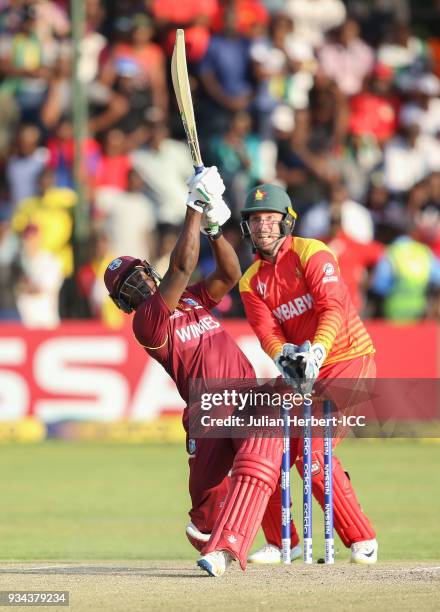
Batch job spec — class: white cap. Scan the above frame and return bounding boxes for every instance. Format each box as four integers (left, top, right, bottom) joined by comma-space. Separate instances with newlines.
271, 105, 295, 132
399, 104, 423, 128
416, 73, 440, 96
341, 200, 373, 243
285, 37, 314, 62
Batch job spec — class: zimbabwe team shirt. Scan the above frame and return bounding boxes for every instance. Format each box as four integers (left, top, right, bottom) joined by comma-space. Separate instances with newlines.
133, 282, 255, 403
239, 236, 374, 366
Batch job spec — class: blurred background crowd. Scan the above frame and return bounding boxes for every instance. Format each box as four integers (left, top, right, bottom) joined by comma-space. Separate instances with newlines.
1, 0, 440, 327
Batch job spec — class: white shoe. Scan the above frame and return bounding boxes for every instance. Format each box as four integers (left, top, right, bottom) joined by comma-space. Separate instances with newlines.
197, 550, 233, 577
248, 543, 302, 564
350, 539, 378, 564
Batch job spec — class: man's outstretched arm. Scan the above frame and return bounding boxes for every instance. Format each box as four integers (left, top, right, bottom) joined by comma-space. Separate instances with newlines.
204, 235, 242, 302
160, 167, 225, 311
159, 207, 202, 311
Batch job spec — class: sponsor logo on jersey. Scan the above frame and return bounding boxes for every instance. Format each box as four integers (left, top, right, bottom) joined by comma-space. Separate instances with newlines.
272, 293, 313, 323
175, 315, 221, 343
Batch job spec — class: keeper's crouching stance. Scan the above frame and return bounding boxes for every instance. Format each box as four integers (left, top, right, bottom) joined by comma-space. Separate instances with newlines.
239, 184, 378, 566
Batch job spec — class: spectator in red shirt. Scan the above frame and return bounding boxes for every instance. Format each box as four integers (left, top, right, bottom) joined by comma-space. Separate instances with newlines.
211, 0, 268, 36
325, 204, 384, 313
94, 128, 131, 191
349, 63, 400, 144
151, 0, 218, 62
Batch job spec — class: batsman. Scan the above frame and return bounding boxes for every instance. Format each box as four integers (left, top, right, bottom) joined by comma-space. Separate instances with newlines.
104, 168, 286, 577
240, 184, 378, 565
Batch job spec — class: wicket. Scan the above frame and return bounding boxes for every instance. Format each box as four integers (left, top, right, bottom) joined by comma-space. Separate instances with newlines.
281, 401, 291, 564
323, 399, 335, 564
281, 398, 334, 564
303, 399, 313, 563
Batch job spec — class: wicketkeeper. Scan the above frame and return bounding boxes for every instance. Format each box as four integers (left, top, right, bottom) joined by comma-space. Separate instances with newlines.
104, 168, 285, 577
239, 184, 378, 565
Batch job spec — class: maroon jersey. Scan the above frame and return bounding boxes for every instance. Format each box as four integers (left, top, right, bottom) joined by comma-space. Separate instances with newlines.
132, 282, 255, 403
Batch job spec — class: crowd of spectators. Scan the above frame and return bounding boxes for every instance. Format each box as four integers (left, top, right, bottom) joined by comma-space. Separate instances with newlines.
1, 0, 440, 327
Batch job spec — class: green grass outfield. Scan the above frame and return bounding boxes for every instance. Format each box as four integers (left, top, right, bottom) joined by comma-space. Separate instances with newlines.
0, 440, 439, 562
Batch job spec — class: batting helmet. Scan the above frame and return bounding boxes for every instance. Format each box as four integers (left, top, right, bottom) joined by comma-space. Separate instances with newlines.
240, 184, 297, 247
104, 256, 161, 313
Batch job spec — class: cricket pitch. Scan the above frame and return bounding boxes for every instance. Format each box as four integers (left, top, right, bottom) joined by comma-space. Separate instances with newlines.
0, 561, 439, 611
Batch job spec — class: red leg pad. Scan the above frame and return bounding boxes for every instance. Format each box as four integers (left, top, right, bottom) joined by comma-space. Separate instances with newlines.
202, 437, 282, 569
295, 451, 376, 547
262, 485, 300, 548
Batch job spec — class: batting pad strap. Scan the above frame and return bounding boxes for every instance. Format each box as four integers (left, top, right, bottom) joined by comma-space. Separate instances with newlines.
295, 452, 375, 547
202, 437, 283, 569
186, 522, 211, 553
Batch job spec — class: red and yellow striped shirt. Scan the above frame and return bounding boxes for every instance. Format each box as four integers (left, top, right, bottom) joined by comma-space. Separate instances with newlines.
239, 236, 374, 366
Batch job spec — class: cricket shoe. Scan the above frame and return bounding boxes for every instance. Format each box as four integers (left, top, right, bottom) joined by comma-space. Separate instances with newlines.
350, 539, 378, 564
197, 550, 233, 577
248, 543, 302, 564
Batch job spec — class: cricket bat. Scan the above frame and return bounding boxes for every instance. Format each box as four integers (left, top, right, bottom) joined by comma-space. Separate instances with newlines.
171, 29, 204, 174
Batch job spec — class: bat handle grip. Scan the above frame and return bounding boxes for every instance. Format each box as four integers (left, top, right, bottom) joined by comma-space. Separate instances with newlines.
194, 165, 204, 174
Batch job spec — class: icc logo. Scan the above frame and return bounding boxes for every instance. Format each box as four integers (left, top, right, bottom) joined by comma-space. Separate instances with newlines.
323, 263, 335, 276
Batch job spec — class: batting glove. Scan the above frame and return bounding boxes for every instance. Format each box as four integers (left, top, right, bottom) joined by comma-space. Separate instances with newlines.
201, 198, 231, 238
186, 166, 226, 214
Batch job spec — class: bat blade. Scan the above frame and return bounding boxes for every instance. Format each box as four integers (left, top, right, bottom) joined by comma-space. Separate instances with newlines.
171, 29, 204, 172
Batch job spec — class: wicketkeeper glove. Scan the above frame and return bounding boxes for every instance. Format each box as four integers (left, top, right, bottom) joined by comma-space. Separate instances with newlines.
274, 343, 300, 379
274, 341, 326, 391
201, 198, 231, 239
186, 166, 226, 214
